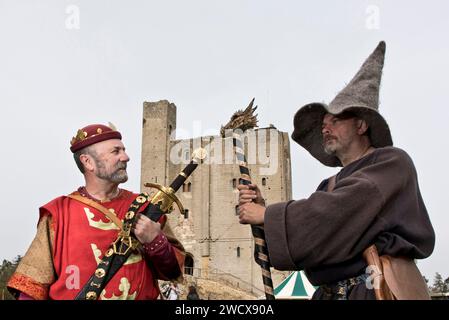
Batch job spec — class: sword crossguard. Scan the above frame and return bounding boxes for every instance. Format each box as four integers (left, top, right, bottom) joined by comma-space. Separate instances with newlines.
144, 183, 185, 214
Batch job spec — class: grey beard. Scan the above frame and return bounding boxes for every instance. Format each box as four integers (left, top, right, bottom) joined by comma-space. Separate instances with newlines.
108, 170, 128, 183
95, 161, 128, 183
324, 144, 337, 155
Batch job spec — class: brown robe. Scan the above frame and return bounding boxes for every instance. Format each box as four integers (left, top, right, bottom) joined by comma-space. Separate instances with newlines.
264, 147, 435, 298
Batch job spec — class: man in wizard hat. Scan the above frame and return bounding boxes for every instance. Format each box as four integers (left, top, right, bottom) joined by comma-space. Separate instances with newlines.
238, 41, 435, 299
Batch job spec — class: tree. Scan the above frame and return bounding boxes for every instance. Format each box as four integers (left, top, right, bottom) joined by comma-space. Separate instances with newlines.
431, 272, 448, 294
0, 256, 22, 300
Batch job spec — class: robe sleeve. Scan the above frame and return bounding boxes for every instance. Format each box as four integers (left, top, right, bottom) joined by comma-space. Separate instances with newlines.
143, 233, 181, 280
7, 214, 56, 300
161, 221, 186, 273
264, 147, 430, 270
142, 221, 185, 282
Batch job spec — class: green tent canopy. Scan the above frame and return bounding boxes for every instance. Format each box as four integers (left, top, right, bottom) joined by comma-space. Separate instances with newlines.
274, 271, 317, 299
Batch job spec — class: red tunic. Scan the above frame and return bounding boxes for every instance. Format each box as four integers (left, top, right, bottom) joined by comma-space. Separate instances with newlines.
8, 189, 184, 300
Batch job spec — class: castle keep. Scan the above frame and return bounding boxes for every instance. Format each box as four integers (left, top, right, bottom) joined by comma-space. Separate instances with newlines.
141, 100, 292, 297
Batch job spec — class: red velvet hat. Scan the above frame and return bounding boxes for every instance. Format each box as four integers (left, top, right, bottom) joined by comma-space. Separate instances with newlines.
70, 123, 122, 153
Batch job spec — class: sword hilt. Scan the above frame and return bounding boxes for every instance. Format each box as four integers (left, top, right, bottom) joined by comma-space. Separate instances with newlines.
144, 183, 184, 214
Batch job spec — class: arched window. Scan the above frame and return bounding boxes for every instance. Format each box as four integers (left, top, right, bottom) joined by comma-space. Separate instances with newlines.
235, 205, 239, 216
232, 179, 237, 189
184, 254, 194, 275
187, 182, 192, 192
262, 178, 267, 186
169, 125, 173, 135
182, 183, 187, 192
236, 246, 241, 258
184, 209, 189, 219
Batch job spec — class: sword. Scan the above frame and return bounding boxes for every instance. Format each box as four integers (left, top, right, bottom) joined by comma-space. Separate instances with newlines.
75, 148, 207, 300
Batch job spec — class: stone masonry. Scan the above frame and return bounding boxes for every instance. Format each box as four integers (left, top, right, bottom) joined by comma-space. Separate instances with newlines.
141, 100, 293, 297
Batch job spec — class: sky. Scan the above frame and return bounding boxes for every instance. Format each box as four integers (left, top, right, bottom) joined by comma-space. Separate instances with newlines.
0, 0, 447, 282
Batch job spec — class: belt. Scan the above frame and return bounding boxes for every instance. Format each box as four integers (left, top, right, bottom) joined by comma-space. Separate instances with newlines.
320, 274, 369, 300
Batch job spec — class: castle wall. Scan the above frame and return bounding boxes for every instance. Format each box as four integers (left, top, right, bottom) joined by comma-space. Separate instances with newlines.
141, 100, 293, 295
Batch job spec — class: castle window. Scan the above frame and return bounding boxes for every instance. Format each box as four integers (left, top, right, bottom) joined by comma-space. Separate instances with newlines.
235, 205, 239, 215
184, 254, 194, 275
232, 179, 237, 189
184, 209, 189, 219
262, 178, 267, 186
169, 125, 173, 135
184, 149, 190, 161
183, 182, 192, 193
236, 246, 241, 258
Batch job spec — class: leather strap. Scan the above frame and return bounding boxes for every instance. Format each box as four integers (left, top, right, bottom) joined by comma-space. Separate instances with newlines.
74, 193, 150, 300
363, 245, 395, 300
380, 255, 430, 300
68, 194, 123, 230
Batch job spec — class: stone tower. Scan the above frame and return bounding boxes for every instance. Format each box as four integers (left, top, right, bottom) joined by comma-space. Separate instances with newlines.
141, 100, 177, 188
141, 100, 292, 297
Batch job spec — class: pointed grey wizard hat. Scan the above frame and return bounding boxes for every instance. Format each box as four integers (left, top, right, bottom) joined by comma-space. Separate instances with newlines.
291, 41, 393, 167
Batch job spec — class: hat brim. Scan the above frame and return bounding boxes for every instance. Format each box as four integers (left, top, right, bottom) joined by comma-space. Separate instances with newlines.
70, 131, 122, 153
291, 103, 393, 167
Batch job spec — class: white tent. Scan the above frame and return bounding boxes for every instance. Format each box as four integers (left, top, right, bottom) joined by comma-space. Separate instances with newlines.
274, 271, 317, 299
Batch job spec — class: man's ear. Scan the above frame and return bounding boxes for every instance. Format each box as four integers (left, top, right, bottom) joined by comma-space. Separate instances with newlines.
79, 154, 95, 172
356, 119, 369, 135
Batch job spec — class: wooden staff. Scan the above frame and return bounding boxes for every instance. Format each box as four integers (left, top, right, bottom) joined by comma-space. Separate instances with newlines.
233, 131, 275, 300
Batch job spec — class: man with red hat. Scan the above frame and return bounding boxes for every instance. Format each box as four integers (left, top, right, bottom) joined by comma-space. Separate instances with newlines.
7, 124, 185, 300
238, 42, 435, 299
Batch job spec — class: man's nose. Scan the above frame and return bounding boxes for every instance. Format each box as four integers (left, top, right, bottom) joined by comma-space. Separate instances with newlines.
322, 124, 331, 135
121, 152, 130, 162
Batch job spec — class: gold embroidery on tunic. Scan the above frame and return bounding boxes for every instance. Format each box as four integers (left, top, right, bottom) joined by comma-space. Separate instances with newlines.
84, 208, 120, 231
100, 277, 137, 300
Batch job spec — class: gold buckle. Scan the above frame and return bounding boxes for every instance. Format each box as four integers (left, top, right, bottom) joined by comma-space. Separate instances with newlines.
112, 234, 138, 256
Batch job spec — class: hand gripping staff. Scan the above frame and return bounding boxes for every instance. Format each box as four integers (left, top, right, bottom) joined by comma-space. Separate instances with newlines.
233, 131, 275, 300
75, 148, 208, 300
223, 98, 274, 300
